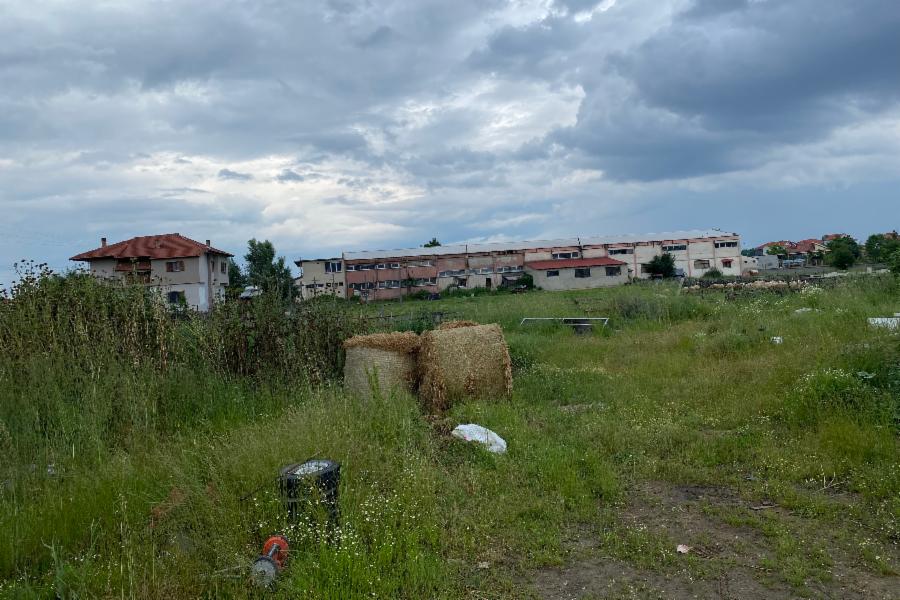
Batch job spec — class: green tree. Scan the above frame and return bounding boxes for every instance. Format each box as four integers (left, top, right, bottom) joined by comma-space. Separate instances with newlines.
227, 259, 246, 289
887, 249, 900, 275
423, 238, 441, 247
766, 244, 786, 256
825, 236, 860, 270
646, 253, 676, 278
244, 239, 295, 300
865, 234, 886, 262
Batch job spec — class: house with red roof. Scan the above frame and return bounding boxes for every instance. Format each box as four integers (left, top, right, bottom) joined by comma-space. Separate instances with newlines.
70, 234, 233, 312
524, 256, 628, 290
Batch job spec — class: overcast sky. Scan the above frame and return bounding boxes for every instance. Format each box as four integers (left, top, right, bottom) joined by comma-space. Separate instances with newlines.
2, 0, 899, 285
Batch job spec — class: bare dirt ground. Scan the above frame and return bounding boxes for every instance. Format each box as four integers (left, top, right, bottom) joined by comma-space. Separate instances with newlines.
529, 482, 899, 600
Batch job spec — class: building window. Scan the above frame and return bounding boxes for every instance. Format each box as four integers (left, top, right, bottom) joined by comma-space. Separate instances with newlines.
546, 270, 559, 277
167, 291, 186, 304
389, 262, 400, 269
346, 265, 356, 271
574, 268, 591, 278
166, 260, 185, 272
640, 264, 652, 274
609, 248, 634, 255
552, 251, 580, 260
220, 261, 227, 274
662, 244, 687, 252
325, 261, 342, 273
721, 259, 734, 268
715, 241, 739, 248
605, 266, 621, 276
376, 263, 386, 270
694, 259, 711, 269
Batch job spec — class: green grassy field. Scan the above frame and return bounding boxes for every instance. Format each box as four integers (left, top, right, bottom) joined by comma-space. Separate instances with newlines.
1, 273, 898, 598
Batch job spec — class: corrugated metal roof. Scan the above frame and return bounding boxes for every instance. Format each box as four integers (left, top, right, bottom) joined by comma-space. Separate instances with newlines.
70, 233, 232, 261
525, 257, 627, 270
342, 229, 737, 261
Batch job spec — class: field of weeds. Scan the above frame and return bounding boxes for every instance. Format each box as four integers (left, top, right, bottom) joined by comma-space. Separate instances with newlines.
1, 269, 898, 598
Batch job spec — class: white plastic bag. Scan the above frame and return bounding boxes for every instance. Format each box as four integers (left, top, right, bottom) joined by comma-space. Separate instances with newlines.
451, 424, 507, 454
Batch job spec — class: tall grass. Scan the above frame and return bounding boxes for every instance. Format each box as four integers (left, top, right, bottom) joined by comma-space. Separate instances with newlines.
0, 266, 365, 470
1, 269, 898, 597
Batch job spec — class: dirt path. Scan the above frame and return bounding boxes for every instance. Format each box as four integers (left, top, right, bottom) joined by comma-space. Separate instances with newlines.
528, 482, 899, 599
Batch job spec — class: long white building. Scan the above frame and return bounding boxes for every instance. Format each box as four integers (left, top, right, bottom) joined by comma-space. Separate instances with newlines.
295, 228, 742, 300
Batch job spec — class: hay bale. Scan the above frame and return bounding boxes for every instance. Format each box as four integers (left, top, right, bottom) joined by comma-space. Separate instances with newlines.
437, 320, 479, 330
343, 332, 420, 399
418, 324, 512, 412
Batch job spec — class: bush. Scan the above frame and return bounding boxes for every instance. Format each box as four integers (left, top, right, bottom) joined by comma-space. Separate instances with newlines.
782, 368, 890, 426
702, 268, 723, 279
0, 267, 367, 464
600, 292, 711, 323
888, 249, 900, 275
644, 253, 677, 278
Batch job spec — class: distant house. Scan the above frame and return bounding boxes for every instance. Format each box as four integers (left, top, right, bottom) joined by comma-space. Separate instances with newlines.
754, 241, 796, 257
756, 237, 828, 266
70, 233, 232, 312
793, 238, 828, 265
524, 257, 628, 290
294, 256, 346, 300
822, 233, 850, 242
319, 229, 741, 300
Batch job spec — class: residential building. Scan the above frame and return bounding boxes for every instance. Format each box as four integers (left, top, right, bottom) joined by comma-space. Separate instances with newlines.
525, 257, 628, 290
755, 237, 828, 266
70, 233, 232, 311
294, 257, 346, 299
823, 233, 851, 242
316, 228, 740, 301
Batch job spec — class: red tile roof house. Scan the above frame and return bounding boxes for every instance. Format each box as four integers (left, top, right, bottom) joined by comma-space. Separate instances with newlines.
70, 234, 233, 312
525, 257, 628, 290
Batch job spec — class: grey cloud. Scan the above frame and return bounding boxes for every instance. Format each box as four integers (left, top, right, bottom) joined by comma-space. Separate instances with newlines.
276, 169, 304, 182
467, 17, 585, 79
553, 0, 603, 14
681, 0, 748, 20
548, 0, 900, 180
2, 0, 900, 283
358, 25, 396, 48
218, 168, 253, 181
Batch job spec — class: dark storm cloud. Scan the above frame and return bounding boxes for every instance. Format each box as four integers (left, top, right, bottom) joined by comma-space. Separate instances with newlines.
545, 0, 900, 181
1, 0, 899, 284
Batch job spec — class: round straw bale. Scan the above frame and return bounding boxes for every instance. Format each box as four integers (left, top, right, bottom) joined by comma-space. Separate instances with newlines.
437, 320, 479, 330
418, 324, 512, 412
343, 332, 420, 400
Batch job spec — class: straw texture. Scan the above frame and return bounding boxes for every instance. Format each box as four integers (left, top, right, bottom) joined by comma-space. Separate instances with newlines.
437, 320, 479, 330
418, 323, 512, 412
343, 332, 420, 399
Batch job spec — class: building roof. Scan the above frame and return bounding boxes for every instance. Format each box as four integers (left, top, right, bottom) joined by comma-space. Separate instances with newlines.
794, 239, 825, 253
343, 229, 739, 261
70, 233, 232, 261
525, 257, 626, 270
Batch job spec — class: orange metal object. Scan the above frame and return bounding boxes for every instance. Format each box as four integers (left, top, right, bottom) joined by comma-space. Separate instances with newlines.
261, 535, 289, 569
